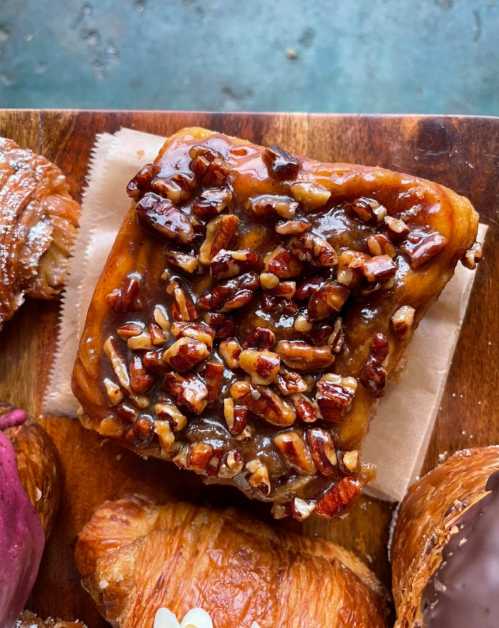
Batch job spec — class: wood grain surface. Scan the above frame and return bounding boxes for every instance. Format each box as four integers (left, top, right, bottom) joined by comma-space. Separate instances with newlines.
0, 111, 497, 626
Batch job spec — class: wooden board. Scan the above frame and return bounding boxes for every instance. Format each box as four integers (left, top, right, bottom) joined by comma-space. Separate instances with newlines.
0, 111, 497, 626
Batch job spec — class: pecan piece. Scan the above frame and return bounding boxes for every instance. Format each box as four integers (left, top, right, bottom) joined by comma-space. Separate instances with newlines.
290, 182, 331, 210
270, 280, 296, 299
154, 401, 187, 432
294, 313, 313, 333
127, 330, 153, 351
239, 348, 281, 385
171, 321, 215, 349
259, 272, 280, 289
384, 215, 409, 238
153, 304, 170, 332
291, 393, 322, 423
127, 162, 159, 200
136, 193, 194, 244
154, 420, 175, 454
342, 450, 360, 473
123, 414, 156, 449
243, 326, 276, 349
461, 241, 482, 269
276, 340, 334, 372
275, 218, 312, 235
164, 372, 208, 415
203, 312, 235, 339
219, 337, 242, 369
246, 458, 272, 495
316, 373, 357, 422
306, 428, 337, 476
192, 186, 233, 219
199, 214, 240, 265
106, 272, 143, 312
262, 145, 300, 180
273, 431, 316, 474
116, 321, 144, 339
229, 379, 252, 399
129, 355, 154, 393
142, 349, 166, 372
315, 477, 361, 517
103, 337, 131, 392
391, 305, 416, 338
401, 228, 448, 269
198, 272, 259, 312
185, 442, 215, 474
367, 233, 396, 258
290, 497, 316, 521
103, 378, 123, 406
308, 281, 350, 321
295, 276, 324, 300
345, 197, 387, 223
245, 386, 296, 427
210, 248, 262, 280
289, 233, 337, 267
150, 171, 196, 203
167, 280, 198, 321
218, 449, 244, 478
361, 255, 397, 283
164, 250, 199, 274
275, 368, 308, 396
223, 398, 248, 435
264, 246, 303, 279
198, 361, 224, 402
246, 194, 299, 219
189, 145, 229, 186
360, 332, 389, 397
163, 337, 209, 372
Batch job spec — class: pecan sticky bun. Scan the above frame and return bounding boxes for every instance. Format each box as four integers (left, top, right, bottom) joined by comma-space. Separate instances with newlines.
72, 127, 479, 520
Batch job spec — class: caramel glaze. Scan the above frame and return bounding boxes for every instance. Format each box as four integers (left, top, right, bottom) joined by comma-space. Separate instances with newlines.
73, 127, 478, 520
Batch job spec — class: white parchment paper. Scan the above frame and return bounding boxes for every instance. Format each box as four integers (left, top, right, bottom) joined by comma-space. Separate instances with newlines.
44, 128, 486, 502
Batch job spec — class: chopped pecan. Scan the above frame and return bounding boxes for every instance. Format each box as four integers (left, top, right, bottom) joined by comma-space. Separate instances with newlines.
153, 304, 170, 331
367, 233, 396, 258
461, 241, 483, 269
401, 228, 448, 269
342, 450, 359, 473
198, 272, 259, 312
290, 497, 316, 521
289, 233, 337, 267
98, 416, 124, 439
186, 442, 215, 474
262, 145, 300, 180
316, 373, 357, 422
211, 248, 262, 280
129, 355, 154, 393
260, 293, 299, 317
154, 420, 175, 453
167, 280, 198, 321
104, 337, 131, 391
291, 394, 322, 423
336, 249, 369, 287
276, 340, 334, 372
154, 401, 187, 432
171, 321, 215, 349
189, 145, 229, 186
391, 305, 416, 337
164, 372, 208, 415
270, 280, 296, 299
163, 337, 209, 372
306, 428, 337, 476
259, 272, 280, 289
219, 337, 242, 369
361, 254, 397, 282
165, 250, 199, 274
223, 398, 248, 435
142, 349, 166, 372
124, 414, 155, 449
229, 379, 252, 399
203, 312, 235, 339
148, 322, 167, 346
360, 332, 388, 397
327, 317, 345, 354
275, 368, 308, 396
127, 162, 160, 200
103, 378, 123, 406
106, 273, 143, 312
116, 321, 144, 339
295, 276, 324, 300
315, 477, 361, 517
246, 194, 299, 219
308, 281, 350, 321
218, 449, 244, 478
290, 182, 331, 210
246, 458, 272, 495
136, 193, 194, 244
243, 327, 276, 349
151, 171, 196, 204
384, 215, 409, 238
345, 197, 387, 223
264, 246, 303, 279
275, 218, 312, 235
239, 348, 281, 385
294, 313, 313, 332
115, 402, 138, 423
127, 330, 153, 351
199, 214, 240, 265
192, 186, 233, 219
306, 322, 335, 346
198, 361, 224, 402
245, 386, 296, 427
273, 431, 316, 474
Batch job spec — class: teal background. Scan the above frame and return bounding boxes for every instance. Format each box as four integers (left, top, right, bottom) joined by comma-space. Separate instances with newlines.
0, 0, 498, 113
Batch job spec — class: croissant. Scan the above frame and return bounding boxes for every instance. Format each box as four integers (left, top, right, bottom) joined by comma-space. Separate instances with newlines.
0, 137, 80, 330
72, 127, 479, 520
391, 446, 499, 627
75, 495, 389, 627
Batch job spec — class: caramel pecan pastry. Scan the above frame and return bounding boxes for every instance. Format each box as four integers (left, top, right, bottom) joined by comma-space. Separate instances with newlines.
72, 127, 479, 520
391, 447, 499, 628
75, 496, 389, 627
0, 137, 80, 330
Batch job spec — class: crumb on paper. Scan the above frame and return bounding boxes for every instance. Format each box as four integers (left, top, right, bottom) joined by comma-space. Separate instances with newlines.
286, 47, 298, 60
136, 148, 145, 159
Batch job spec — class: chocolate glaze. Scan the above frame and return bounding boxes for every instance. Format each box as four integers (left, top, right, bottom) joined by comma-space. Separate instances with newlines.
423, 471, 499, 628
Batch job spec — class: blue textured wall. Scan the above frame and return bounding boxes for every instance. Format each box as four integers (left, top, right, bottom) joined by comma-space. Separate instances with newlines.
0, 0, 498, 113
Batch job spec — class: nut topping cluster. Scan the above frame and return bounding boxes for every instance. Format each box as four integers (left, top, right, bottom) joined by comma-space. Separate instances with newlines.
91, 134, 477, 522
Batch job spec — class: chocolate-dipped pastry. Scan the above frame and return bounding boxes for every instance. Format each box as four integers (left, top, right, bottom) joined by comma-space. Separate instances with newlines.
391, 446, 499, 628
